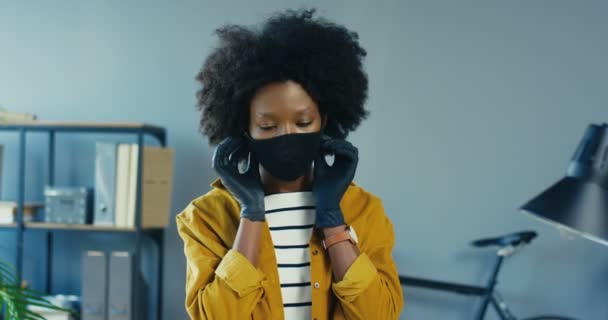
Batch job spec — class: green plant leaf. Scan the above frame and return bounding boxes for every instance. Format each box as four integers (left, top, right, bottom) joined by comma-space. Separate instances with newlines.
0, 265, 18, 285
1, 258, 77, 320
23, 308, 51, 320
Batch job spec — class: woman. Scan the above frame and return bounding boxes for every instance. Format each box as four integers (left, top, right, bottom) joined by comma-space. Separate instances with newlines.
176, 9, 403, 319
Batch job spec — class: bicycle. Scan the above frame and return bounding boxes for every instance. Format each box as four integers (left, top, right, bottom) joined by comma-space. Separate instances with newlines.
399, 230, 578, 320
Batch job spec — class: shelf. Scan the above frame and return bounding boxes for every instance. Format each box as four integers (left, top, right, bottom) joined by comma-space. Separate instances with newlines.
0, 120, 163, 130
26, 222, 136, 232
0, 222, 165, 233
1, 119, 167, 320
0, 121, 166, 144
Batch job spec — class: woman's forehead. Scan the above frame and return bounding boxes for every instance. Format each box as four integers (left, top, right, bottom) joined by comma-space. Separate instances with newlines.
250, 81, 318, 117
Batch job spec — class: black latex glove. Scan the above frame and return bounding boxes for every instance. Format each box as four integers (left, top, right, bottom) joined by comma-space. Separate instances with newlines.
313, 137, 359, 228
212, 136, 266, 221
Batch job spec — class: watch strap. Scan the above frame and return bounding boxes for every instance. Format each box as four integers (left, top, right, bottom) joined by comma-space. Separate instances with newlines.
322, 227, 355, 250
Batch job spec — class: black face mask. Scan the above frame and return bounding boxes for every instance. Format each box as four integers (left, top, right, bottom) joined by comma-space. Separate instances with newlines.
246, 131, 322, 181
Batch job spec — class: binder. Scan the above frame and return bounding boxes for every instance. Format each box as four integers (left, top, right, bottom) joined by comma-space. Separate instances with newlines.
114, 144, 131, 227
125, 145, 174, 228
125, 144, 139, 228
94, 143, 118, 226
100, 143, 174, 228
108, 251, 133, 320
0, 144, 3, 198
136, 146, 174, 228
81, 251, 107, 320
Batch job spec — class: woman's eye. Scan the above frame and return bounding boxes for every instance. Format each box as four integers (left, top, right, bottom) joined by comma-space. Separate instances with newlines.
297, 122, 312, 127
259, 125, 276, 131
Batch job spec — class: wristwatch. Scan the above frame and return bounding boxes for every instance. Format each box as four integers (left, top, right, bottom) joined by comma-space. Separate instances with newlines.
322, 226, 358, 250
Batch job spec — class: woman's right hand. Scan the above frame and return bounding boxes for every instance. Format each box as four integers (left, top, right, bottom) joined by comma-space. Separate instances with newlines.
212, 136, 266, 221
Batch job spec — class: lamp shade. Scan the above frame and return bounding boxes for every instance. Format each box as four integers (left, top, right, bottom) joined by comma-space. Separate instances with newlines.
521, 123, 608, 246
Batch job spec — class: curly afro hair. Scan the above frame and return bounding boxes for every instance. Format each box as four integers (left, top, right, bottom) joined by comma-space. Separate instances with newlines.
196, 8, 369, 145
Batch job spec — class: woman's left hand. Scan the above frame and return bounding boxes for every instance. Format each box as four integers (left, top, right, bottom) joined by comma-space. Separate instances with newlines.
313, 137, 359, 228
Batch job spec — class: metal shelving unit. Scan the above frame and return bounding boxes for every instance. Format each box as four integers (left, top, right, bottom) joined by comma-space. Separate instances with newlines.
0, 121, 167, 320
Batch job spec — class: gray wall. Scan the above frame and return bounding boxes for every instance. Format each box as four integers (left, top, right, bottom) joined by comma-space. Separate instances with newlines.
1, 1, 607, 319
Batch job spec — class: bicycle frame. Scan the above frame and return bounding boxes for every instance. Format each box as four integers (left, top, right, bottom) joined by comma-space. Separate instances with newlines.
399, 231, 578, 320
399, 254, 519, 320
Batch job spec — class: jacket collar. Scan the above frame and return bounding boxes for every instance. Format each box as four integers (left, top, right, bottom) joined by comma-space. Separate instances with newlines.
210, 178, 225, 189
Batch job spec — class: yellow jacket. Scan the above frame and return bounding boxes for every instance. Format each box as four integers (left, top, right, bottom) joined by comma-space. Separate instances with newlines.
176, 178, 404, 319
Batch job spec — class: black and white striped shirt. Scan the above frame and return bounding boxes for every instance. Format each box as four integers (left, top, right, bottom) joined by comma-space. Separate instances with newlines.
265, 191, 316, 320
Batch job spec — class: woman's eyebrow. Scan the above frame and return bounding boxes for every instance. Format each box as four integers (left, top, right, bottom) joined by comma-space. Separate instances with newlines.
255, 111, 274, 118
255, 106, 313, 118
295, 105, 315, 115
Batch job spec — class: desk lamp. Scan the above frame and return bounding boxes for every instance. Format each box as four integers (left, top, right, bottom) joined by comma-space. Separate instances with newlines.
521, 123, 608, 246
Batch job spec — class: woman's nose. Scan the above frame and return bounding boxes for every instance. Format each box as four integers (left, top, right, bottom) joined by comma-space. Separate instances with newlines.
278, 124, 298, 136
